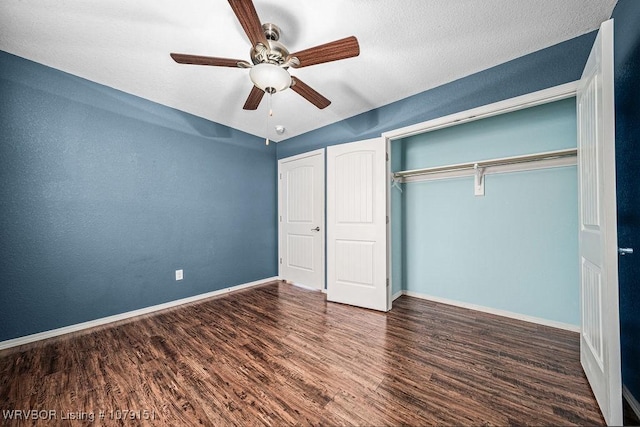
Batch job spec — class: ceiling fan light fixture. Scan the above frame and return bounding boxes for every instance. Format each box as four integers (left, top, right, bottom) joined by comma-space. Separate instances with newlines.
250, 63, 291, 94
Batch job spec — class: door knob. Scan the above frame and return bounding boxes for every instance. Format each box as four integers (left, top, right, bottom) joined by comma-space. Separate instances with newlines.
311, 226, 320, 232
618, 248, 634, 256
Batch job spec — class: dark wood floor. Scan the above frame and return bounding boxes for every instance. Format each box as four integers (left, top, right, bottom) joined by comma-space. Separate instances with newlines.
1, 281, 605, 426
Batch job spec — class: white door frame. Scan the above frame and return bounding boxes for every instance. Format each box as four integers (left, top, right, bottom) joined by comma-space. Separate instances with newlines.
278, 149, 325, 290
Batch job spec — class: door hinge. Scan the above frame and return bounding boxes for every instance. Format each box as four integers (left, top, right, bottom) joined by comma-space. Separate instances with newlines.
279, 173, 282, 179
386, 278, 389, 287
386, 215, 389, 224
386, 152, 389, 161
280, 258, 282, 265
280, 215, 282, 222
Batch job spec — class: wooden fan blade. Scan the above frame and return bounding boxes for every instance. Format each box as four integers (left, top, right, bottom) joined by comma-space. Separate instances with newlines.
170, 53, 248, 68
228, 0, 269, 48
289, 36, 359, 68
290, 77, 331, 109
243, 85, 265, 110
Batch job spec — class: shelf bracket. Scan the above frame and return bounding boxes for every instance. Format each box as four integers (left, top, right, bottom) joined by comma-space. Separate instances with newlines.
391, 176, 403, 193
474, 163, 485, 196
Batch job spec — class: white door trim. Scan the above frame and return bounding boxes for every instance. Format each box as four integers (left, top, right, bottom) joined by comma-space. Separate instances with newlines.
278, 148, 325, 290
382, 81, 579, 141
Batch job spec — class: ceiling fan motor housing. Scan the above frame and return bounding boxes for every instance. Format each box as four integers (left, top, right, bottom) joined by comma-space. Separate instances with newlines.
250, 23, 290, 66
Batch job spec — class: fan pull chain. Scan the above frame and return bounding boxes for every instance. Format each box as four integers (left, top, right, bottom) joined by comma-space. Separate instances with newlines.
265, 92, 273, 146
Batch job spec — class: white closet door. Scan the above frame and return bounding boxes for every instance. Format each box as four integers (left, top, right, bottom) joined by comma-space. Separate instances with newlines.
577, 19, 622, 426
278, 149, 325, 290
327, 138, 388, 311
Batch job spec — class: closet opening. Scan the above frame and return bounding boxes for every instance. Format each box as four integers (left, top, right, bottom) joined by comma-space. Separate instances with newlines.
384, 83, 580, 330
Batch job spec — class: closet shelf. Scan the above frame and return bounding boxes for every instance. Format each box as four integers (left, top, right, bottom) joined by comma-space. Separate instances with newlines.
393, 148, 577, 180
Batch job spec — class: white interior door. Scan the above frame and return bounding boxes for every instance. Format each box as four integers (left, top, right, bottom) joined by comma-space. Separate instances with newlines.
327, 138, 388, 311
577, 19, 622, 426
278, 149, 324, 290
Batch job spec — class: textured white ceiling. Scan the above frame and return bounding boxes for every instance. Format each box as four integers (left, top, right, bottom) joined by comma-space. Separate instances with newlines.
0, 0, 617, 141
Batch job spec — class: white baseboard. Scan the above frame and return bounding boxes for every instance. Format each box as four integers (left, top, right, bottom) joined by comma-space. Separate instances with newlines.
624, 385, 640, 420
402, 290, 580, 332
392, 290, 403, 301
0, 276, 279, 351
288, 281, 323, 292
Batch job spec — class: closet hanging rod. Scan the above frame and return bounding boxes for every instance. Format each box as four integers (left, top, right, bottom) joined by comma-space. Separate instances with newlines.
393, 148, 577, 179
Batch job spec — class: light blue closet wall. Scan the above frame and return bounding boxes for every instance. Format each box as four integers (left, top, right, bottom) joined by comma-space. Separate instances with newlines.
392, 98, 579, 326
391, 140, 404, 297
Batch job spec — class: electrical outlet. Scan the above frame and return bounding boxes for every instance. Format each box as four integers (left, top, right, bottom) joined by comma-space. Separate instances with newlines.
175, 269, 183, 281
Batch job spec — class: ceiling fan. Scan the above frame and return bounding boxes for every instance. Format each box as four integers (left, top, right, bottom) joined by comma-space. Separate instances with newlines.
170, 0, 360, 110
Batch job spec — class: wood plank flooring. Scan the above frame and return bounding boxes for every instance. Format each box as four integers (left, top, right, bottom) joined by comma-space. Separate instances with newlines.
0, 281, 605, 426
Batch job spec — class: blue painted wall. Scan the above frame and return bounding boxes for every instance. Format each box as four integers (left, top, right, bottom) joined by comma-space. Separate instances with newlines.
276, 31, 596, 159
0, 51, 278, 342
611, 0, 640, 404
395, 99, 579, 325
